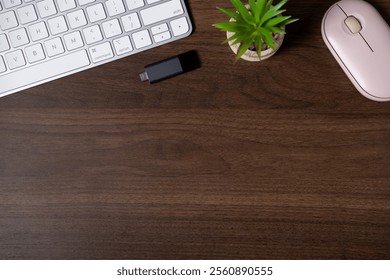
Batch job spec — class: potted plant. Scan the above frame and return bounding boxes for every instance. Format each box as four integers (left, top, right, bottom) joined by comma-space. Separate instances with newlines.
213, 0, 298, 61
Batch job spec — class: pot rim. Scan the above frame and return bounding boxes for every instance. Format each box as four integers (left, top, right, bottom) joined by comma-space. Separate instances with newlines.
226, 29, 285, 62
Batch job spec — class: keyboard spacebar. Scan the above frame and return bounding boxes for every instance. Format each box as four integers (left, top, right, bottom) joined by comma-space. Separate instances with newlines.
0, 50, 90, 96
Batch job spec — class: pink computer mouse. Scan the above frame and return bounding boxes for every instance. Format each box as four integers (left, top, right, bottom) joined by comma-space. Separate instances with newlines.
321, 0, 390, 102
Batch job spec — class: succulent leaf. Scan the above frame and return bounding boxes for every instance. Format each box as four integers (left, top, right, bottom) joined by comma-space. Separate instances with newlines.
231, 0, 255, 25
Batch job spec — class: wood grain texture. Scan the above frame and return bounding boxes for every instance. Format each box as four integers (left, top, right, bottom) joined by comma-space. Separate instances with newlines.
0, 0, 389, 259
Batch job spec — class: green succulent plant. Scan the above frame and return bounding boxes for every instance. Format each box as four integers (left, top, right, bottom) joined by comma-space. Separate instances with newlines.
213, 0, 298, 60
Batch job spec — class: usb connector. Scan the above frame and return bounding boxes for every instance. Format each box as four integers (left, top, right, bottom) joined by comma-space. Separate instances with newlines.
139, 72, 149, 82
139, 51, 200, 83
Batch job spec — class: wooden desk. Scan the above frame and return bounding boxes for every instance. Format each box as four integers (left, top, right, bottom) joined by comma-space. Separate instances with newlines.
0, 0, 389, 259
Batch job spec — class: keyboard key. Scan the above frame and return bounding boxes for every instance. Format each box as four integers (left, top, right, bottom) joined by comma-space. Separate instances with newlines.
86, 3, 107, 23
17, 5, 38, 24
64, 31, 84, 50
44, 37, 65, 57
121, 12, 141, 32
29, 21, 49, 41
83, 25, 103, 44
89, 42, 113, 63
5, 50, 26, 69
9, 28, 29, 47
0, 50, 90, 96
113, 35, 133, 55
105, 0, 126, 17
140, 0, 183, 26
48, 15, 68, 35
102, 18, 122, 38
151, 23, 168, 35
37, 0, 58, 18
3, 0, 22, 9
126, 0, 144, 10
153, 31, 170, 43
0, 56, 6, 73
0, 11, 18, 31
25, 43, 46, 63
57, 0, 76, 12
132, 29, 151, 49
0, 34, 10, 52
78, 0, 95, 6
170, 16, 189, 36
67, 9, 88, 29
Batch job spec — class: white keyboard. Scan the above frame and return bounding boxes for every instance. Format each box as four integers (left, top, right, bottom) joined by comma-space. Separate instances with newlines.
0, 0, 192, 97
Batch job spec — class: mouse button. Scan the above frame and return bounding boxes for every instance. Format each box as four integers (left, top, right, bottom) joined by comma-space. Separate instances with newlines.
323, 4, 347, 36
338, 0, 373, 15
323, 7, 365, 53
344, 16, 362, 33
338, 0, 379, 31
359, 16, 390, 52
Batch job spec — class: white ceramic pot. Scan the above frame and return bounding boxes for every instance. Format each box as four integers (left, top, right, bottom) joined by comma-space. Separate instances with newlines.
226, 28, 285, 62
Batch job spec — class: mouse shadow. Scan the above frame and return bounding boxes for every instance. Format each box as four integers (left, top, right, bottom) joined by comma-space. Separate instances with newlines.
281, 0, 338, 50
375, 1, 390, 23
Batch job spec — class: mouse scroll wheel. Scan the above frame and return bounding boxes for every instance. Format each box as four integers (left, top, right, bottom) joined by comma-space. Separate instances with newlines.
345, 16, 362, 34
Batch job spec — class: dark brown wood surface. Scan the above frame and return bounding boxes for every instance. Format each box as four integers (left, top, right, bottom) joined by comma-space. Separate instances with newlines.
0, 0, 389, 259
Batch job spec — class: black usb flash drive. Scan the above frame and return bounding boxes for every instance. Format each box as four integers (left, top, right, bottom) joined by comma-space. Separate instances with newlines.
139, 50, 200, 83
